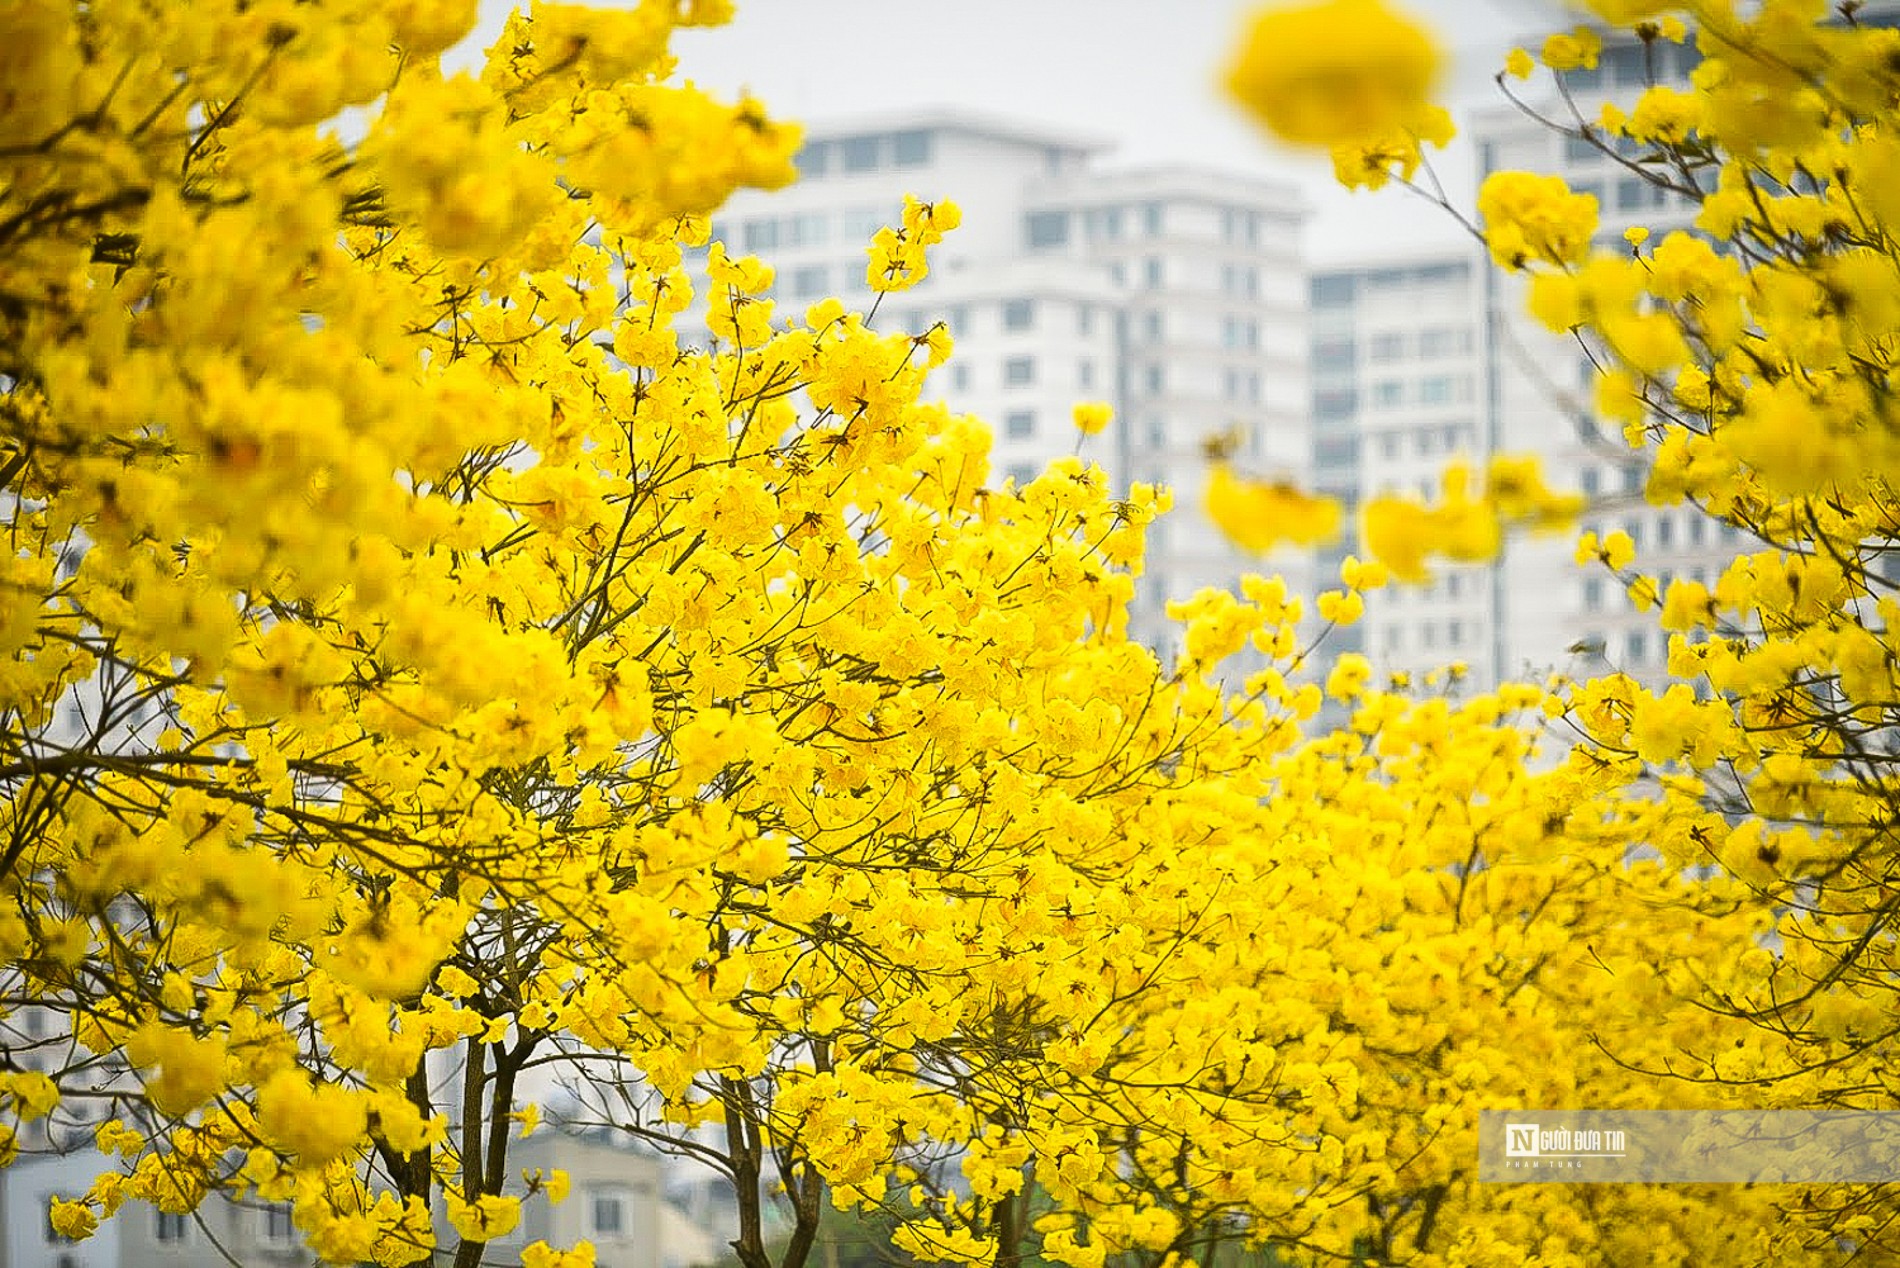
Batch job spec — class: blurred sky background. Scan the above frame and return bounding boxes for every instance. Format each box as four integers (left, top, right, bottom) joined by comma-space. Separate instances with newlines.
462, 0, 1577, 258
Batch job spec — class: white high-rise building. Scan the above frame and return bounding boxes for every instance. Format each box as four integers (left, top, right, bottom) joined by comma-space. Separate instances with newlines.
1308, 248, 1490, 680
711, 109, 1310, 660
1468, 29, 1735, 688
1304, 27, 1755, 692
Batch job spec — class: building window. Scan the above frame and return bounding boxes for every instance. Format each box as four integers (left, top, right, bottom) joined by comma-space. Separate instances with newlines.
1658, 514, 1676, 548
1143, 257, 1164, 288
785, 213, 827, 248
891, 129, 931, 167
1373, 380, 1403, 408
1314, 387, 1357, 421
1025, 210, 1069, 250
1380, 433, 1400, 459
1606, 42, 1648, 87
1002, 298, 1035, 331
1078, 360, 1095, 388
1007, 461, 1038, 486
1584, 576, 1604, 610
1564, 133, 1601, 163
1581, 466, 1600, 497
1311, 274, 1355, 307
841, 135, 880, 171
1418, 326, 1468, 358
1004, 410, 1036, 439
1419, 375, 1453, 405
1142, 311, 1163, 340
839, 205, 887, 241
951, 364, 970, 390
1314, 436, 1359, 468
1077, 303, 1095, 335
1314, 339, 1355, 372
796, 141, 831, 176
1626, 628, 1647, 663
1143, 202, 1164, 235
741, 219, 779, 252
1370, 332, 1404, 362
1145, 365, 1164, 393
591, 1188, 627, 1236
1617, 176, 1666, 211
264, 1203, 295, 1244
157, 1211, 190, 1243
1087, 206, 1124, 240
790, 265, 829, 298
1004, 357, 1035, 386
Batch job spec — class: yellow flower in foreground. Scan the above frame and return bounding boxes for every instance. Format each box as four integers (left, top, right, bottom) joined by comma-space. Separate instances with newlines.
1205, 463, 1343, 552
49, 1199, 97, 1242
1226, 0, 1443, 148
1072, 401, 1113, 435
1478, 170, 1598, 269
447, 1192, 522, 1242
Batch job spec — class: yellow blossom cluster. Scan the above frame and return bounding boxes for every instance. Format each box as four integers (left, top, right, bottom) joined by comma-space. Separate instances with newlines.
1261, 0, 1900, 1257
10, 0, 1900, 1263
1362, 455, 1586, 583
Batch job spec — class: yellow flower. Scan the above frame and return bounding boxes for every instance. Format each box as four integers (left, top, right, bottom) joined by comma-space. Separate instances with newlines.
49, 1199, 97, 1242
1477, 171, 1599, 269
1362, 496, 1435, 583
1205, 463, 1343, 551
1226, 0, 1443, 148
523, 1241, 596, 1268
447, 1192, 522, 1242
1317, 589, 1365, 625
1541, 26, 1603, 73
1505, 47, 1536, 79
256, 1070, 369, 1165
1072, 401, 1113, 435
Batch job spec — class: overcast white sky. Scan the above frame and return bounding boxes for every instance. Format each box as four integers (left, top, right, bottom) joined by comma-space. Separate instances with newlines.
465, 0, 1576, 258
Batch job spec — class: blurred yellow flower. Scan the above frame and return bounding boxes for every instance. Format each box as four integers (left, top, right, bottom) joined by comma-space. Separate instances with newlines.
1205, 463, 1343, 552
1226, 0, 1443, 148
1072, 401, 1113, 435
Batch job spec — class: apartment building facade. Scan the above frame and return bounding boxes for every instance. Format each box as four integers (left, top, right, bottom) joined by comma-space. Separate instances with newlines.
710, 109, 1310, 660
